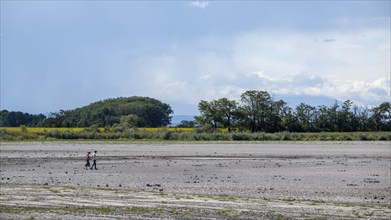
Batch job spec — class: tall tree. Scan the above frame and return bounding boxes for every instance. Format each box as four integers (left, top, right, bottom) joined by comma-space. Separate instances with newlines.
355, 106, 371, 131
295, 103, 317, 132
195, 100, 222, 129
240, 90, 273, 132
215, 98, 238, 132
269, 100, 289, 132
371, 102, 391, 131
337, 100, 355, 132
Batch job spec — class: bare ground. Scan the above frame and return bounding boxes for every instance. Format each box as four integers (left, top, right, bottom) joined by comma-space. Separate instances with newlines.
1, 141, 390, 219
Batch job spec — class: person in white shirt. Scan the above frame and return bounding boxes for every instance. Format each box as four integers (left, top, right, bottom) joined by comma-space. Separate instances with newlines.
90, 150, 97, 170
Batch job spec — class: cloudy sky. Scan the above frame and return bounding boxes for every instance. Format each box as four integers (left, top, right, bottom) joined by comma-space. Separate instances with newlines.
1, 1, 390, 115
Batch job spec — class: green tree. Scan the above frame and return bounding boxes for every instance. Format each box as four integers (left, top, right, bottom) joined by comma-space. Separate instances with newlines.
337, 100, 355, 132
295, 103, 317, 132
120, 114, 139, 128
354, 106, 371, 131
195, 100, 222, 129
240, 90, 273, 132
316, 102, 339, 132
269, 100, 289, 132
177, 120, 195, 128
41, 97, 173, 128
371, 102, 391, 131
281, 107, 299, 132
0, 110, 46, 127
215, 98, 238, 132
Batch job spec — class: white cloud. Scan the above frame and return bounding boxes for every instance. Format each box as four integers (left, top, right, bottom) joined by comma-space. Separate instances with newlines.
232, 29, 390, 82
200, 74, 211, 80
189, 1, 209, 9
116, 26, 389, 111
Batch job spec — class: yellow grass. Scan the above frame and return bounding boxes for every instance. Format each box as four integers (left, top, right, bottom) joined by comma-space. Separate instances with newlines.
2, 127, 92, 133
0, 127, 195, 133
142, 127, 194, 132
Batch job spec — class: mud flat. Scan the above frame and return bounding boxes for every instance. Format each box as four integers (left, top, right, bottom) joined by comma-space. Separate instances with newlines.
1, 141, 390, 219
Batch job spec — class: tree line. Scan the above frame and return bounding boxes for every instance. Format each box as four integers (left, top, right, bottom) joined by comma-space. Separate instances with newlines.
0, 111, 46, 127
0, 97, 173, 128
194, 90, 391, 132
1, 92, 390, 132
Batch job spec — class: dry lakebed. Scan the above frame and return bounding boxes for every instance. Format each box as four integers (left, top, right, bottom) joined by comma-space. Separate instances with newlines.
1, 141, 390, 219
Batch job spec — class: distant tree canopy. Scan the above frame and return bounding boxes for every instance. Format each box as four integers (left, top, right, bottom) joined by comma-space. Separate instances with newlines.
195, 90, 391, 132
1, 93, 390, 132
1, 97, 173, 128
0, 110, 46, 127
177, 120, 195, 128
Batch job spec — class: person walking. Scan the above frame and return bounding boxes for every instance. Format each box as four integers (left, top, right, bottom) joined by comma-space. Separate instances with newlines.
85, 152, 91, 169
90, 150, 97, 170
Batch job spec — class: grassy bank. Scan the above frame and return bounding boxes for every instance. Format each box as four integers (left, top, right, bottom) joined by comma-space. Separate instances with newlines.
1, 127, 390, 142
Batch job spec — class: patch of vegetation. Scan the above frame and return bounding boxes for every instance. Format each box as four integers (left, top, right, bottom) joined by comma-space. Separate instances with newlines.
216, 194, 237, 202
192, 193, 238, 202
0, 205, 58, 215
338, 202, 354, 207
215, 209, 240, 218
275, 213, 289, 220
310, 200, 326, 205
2, 126, 390, 142
60, 186, 76, 192
33, 186, 61, 194
282, 197, 296, 202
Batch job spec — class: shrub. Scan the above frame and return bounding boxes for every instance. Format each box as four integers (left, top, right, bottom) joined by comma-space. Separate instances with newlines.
161, 130, 173, 140
280, 132, 293, 141
195, 125, 216, 133
0, 129, 17, 141
377, 135, 389, 141
358, 134, 374, 141
19, 125, 28, 133
232, 133, 252, 141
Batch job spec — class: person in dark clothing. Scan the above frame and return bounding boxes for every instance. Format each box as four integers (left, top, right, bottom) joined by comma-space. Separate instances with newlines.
90, 150, 97, 170
85, 152, 91, 170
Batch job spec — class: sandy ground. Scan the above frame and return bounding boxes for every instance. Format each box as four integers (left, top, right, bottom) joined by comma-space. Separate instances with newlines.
1, 141, 390, 219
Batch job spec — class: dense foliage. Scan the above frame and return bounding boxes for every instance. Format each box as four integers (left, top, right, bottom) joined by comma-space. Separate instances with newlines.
0, 97, 173, 128
1, 91, 390, 133
195, 90, 391, 132
0, 110, 46, 127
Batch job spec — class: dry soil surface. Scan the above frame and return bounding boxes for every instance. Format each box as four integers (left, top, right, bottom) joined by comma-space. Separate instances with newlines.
1, 141, 390, 219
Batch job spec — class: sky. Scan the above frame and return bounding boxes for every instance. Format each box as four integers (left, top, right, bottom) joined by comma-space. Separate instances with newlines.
1, 1, 390, 115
